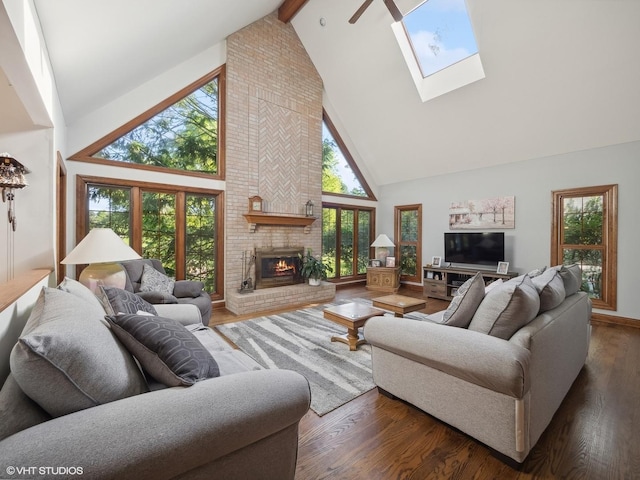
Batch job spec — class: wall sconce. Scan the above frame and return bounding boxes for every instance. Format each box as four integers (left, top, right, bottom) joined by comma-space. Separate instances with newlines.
305, 200, 314, 217
0, 153, 29, 231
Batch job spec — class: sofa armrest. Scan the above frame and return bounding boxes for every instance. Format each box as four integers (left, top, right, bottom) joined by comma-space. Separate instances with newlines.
154, 303, 202, 326
364, 316, 531, 398
0, 369, 310, 480
173, 280, 205, 298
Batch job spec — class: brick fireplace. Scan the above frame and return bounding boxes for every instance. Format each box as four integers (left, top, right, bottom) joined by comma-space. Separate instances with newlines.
223, 13, 334, 315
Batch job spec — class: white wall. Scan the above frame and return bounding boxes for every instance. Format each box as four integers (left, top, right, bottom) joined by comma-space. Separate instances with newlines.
378, 140, 640, 320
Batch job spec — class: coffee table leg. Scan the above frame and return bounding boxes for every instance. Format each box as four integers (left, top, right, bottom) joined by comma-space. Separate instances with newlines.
331, 327, 366, 351
394, 312, 403, 318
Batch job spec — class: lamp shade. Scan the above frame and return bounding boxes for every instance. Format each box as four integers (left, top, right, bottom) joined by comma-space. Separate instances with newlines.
371, 234, 395, 248
61, 228, 141, 265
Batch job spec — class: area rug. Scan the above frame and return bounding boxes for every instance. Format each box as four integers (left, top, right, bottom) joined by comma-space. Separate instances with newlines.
216, 299, 432, 416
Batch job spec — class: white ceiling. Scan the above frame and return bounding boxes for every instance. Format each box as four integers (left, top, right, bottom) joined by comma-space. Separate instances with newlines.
12, 0, 640, 186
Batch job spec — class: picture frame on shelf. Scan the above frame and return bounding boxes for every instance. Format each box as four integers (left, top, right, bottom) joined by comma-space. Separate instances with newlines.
431, 256, 442, 268
385, 256, 396, 267
426, 271, 434, 279
369, 259, 382, 267
497, 261, 509, 275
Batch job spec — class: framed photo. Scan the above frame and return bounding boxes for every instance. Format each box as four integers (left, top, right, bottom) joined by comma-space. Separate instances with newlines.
426, 271, 434, 279
431, 256, 442, 268
369, 259, 382, 267
386, 256, 396, 267
497, 261, 509, 275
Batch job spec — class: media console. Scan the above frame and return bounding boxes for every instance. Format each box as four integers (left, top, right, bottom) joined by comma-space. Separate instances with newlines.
423, 265, 518, 301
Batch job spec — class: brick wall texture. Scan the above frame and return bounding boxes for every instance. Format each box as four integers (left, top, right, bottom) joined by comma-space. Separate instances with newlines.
225, 12, 324, 297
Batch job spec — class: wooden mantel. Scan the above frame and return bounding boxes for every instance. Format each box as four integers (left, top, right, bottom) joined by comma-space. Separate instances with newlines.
243, 212, 316, 234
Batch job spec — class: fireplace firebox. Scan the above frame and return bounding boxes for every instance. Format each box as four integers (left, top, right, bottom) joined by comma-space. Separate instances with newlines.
254, 247, 305, 289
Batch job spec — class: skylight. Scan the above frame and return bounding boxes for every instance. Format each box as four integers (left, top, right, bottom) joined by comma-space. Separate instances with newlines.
403, 0, 478, 78
391, 0, 484, 102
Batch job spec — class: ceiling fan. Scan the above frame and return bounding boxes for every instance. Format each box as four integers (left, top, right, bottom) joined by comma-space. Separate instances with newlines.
349, 0, 403, 24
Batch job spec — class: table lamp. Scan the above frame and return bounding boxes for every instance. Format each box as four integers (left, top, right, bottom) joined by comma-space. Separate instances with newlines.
371, 234, 395, 262
61, 228, 141, 292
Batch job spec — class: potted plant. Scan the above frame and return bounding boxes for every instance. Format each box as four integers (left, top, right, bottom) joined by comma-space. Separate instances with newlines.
299, 249, 333, 286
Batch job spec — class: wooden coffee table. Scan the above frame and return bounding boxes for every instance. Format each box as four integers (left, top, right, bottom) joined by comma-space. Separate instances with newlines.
323, 302, 385, 351
372, 294, 426, 317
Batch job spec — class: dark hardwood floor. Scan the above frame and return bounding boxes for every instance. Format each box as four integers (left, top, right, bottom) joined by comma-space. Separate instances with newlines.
211, 284, 640, 479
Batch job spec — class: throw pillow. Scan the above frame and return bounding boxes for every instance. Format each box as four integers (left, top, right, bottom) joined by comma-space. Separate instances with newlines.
10, 288, 148, 418
57, 276, 109, 326
139, 263, 175, 295
552, 264, 582, 296
106, 313, 220, 387
532, 268, 566, 313
527, 266, 547, 278
484, 278, 503, 294
441, 272, 485, 328
468, 275, 540, 339
99, 286, 158, 316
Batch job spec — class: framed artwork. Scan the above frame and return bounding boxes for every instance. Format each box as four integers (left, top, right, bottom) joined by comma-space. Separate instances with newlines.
369, 259, 382, 267
386, 256, 396, 267
497, 261, 509, 275
426, 271, 434, 279
449, 196, 515, 229
431, 256, 441, 268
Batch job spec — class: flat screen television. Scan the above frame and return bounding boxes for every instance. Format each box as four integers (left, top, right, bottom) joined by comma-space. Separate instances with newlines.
444, 232, 505, 266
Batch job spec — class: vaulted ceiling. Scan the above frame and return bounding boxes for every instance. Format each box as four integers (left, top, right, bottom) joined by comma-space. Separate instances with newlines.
7, 0, 640, 186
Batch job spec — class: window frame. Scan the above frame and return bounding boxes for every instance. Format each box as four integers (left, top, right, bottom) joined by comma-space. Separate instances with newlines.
551, 184, 618, 310
394, 204, 422, 283
321, 202, 376, 282
69, 66, 226, 181
76, 175, 225, 301
322, 110, 376, 200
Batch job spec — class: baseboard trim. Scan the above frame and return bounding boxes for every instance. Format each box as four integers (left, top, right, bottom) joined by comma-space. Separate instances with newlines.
591, 312, 640, 329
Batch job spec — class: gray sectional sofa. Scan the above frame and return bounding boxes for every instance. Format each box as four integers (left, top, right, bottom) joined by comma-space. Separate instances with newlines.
0, 278, 310, 479
365, 265, 592, 464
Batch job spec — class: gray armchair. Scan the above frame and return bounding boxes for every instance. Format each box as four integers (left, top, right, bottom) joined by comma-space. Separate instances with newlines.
120, 259, 212, 325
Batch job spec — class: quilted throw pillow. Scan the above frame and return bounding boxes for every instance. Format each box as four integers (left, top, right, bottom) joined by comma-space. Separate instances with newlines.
106, 313, 220, 387
441, 272, 485, 328
139, 263, 175, 295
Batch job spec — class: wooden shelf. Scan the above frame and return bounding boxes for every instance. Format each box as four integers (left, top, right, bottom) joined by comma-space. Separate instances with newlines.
423, 266, 518, 301
243, 212, 316, 233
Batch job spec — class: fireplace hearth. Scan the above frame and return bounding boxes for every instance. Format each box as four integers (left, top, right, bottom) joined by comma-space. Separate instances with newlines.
255, 247, 305, 289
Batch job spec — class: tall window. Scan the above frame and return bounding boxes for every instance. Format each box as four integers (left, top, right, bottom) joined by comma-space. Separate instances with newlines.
322, 111, 375, 199
71, 67, 225, 180
551, 185, 617, 310
395, 204, 422, 283
81, 176, 223, 297
322, 204, 374, 280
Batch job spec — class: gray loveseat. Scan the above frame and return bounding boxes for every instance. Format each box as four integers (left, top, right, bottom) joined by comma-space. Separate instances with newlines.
364, 265, 591, 464
0, 278, 310, 479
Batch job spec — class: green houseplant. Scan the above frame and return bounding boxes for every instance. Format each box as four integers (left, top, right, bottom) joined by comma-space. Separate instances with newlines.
299, 249, 333, 286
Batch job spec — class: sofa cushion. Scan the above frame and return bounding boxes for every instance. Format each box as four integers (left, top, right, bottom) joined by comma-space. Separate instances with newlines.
137, 290, 179, 304
140, 263, 175, 295
441, 272, 485, 328
532, 268, 566, 313
484, 278, 503, 294
0, 374, 51, 441
99, 286, 158, 316
468, 275, 540, 339
10, 288, 148, 418
107, 313, 220, 387
552, 264, 582, 296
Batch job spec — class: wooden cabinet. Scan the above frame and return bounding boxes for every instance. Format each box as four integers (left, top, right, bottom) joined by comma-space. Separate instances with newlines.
423, 266, 518, 301
366, 266, 401, 293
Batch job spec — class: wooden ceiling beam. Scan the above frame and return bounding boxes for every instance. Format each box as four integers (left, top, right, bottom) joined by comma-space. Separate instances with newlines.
278, 0, 310, 23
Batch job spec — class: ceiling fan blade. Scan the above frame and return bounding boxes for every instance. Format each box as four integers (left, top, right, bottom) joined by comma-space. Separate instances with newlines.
383, 0, 403, 22
349, 0, 374, 24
